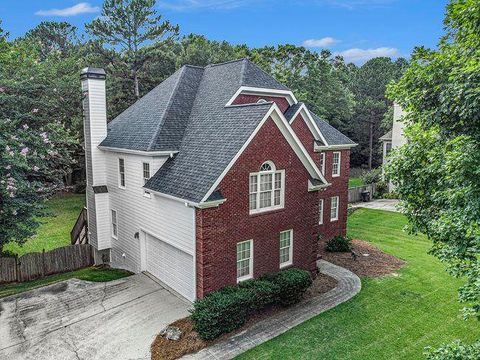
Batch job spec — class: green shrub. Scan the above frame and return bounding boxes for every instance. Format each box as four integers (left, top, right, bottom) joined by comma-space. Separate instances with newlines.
190, 286, 251, 340
262, 268, 312, 306
191, 268, 313, 340
325, 235, 352, 252
361, 168, 382, 185
424, 340, 480, 360
239, 279, 280, 311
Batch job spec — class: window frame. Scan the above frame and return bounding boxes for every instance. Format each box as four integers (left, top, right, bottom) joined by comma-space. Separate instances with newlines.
332, 151, 341, 177
236, 239, 253, 282
118, 158, 126, 189
111, 209, 118, 239
249, 161, 285, 215
330, 196, 339, 222
319, 152, 326, 175
142, 162, 151, 198
279, 229, 293, 268
319, 199, 324, 225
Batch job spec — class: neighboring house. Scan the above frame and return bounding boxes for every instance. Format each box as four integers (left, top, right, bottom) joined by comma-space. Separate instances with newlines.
380, 103, 407, 190
80, 59, 356, 301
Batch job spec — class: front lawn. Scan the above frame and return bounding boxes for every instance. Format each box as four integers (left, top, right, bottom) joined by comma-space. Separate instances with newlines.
238, 209, 479, 359
0, 267, 132, 299
348, 177, 364, 188
4, 193, 85, 256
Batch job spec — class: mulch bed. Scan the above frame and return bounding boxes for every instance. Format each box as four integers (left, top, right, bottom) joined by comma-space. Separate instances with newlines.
319, 239, 406, 277
150, 273, 338, 360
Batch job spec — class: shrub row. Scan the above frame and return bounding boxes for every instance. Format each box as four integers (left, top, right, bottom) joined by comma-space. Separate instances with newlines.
190, 268, 312, 340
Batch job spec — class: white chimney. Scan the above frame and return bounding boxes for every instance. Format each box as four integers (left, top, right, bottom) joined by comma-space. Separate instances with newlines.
81, 68, 111, 256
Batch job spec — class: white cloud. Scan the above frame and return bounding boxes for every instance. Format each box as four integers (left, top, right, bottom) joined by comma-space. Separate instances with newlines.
335, 47, 399, 63
35, 2, 100, 17
303, 37, 338, 48
159, 0, 256, 11
321, 0, 396, 10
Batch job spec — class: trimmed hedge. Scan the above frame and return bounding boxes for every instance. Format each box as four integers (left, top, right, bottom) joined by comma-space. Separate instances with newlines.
325, 235, 352, 252
191, 268, 312, 340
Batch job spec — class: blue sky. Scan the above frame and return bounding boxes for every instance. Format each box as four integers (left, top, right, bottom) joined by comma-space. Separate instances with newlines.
0, 0, 448, 64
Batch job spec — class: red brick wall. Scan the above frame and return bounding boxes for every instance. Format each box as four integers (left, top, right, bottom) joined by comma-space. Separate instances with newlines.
195, 116, 318, 298
232, 94, 290, 113
290, 114, 350, 246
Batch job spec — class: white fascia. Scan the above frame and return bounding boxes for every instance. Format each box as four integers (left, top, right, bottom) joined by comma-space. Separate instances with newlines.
288, 104, 329, 147
314, 143, 357, 152
225, 86, 298, 107
98, 146, 178, 158
200, 103, 328, 204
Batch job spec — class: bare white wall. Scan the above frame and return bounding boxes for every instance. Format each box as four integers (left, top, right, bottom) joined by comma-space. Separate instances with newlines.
392, 103, 407, 149
103, 151, 196, 273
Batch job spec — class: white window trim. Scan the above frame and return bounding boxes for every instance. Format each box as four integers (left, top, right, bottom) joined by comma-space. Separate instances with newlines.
279, 229, 293, 268
237, 239, 253, 282
249, 162, 285, 215
111, 209, 118, 239
118, 158, 126, 189
319, 199, 324, 225
319, 152, 326, 175
142, 162, 151, 198
331, 196, 339, 222
332, 152, 341, 177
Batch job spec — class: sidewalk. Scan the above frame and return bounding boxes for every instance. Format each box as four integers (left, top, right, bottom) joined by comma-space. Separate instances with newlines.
183, 260, 361, 360
351, 199, 400, 212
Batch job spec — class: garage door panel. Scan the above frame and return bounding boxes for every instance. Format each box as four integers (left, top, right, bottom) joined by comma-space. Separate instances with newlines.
146, 234, 195, 301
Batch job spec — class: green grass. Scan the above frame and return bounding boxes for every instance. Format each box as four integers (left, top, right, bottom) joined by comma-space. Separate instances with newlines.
238, 209, 479, 360
4, 193, 85, 256
0, 267, 132, 299
349, 177, 364, 188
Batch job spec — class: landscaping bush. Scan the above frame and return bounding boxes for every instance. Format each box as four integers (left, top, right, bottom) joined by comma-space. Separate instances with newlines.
262, 268, 313, 306
191, 268, 313, 340
190, 286, 251, 340
361, 168, 382, 185
325, 235, 352, 252
239, 279, 280, 311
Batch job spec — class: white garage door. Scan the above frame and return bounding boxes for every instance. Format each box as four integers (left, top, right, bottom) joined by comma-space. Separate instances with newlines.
145, 234, 195, 301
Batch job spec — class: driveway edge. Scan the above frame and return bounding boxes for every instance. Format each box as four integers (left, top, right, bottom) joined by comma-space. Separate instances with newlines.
183, 260, 361, 360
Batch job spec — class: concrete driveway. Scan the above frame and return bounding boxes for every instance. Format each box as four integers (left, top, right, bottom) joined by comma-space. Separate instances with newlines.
0, 273, 191, 360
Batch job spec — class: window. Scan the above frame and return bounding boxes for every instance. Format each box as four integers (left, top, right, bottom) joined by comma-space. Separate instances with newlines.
111, 210, 118, 239
319, 199, 324, 225
319, 153, 325, 175
143, 162, 151, 197
249, 161, 285, 214
257, 98, 268, 104
118, 158, 126, 188
279, 230, 293, 267
385, 142, 392, 155
332, 152, 341, 177
237, 240, 253, 281
330, 196, 339, 221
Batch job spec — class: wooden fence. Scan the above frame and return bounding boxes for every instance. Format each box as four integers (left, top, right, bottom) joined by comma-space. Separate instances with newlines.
0, 244, 94, 285
348, 183, 376, 203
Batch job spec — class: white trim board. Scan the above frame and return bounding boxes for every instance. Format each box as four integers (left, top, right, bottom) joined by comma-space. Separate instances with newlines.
98, 146, 178, 157
200, 103, 328, 204
225, 86, 298, 107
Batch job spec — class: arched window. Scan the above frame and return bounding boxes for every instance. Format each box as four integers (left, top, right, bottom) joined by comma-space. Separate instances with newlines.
257, 98, 268, 104
249, 161, 284, 213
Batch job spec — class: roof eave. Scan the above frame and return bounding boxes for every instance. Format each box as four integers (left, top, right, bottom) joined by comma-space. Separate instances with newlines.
314, 143, 358, 152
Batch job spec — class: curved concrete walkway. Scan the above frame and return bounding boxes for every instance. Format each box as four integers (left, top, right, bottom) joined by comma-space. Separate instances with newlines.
183, 260, 361, 360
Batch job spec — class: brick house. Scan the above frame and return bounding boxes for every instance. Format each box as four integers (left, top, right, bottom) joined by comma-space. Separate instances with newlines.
80, 59, 356, 301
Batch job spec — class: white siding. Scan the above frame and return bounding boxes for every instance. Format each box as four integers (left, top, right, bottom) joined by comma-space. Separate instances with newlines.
82, 77, 108, 249
104, 152, 196, 275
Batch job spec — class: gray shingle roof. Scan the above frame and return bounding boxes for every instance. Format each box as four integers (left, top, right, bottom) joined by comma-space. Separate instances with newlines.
100, 65, 204, 151
100, 58, 353, 203
144, 60, 275, 203
379, 129, 392, 141
310, 112, 356, 146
